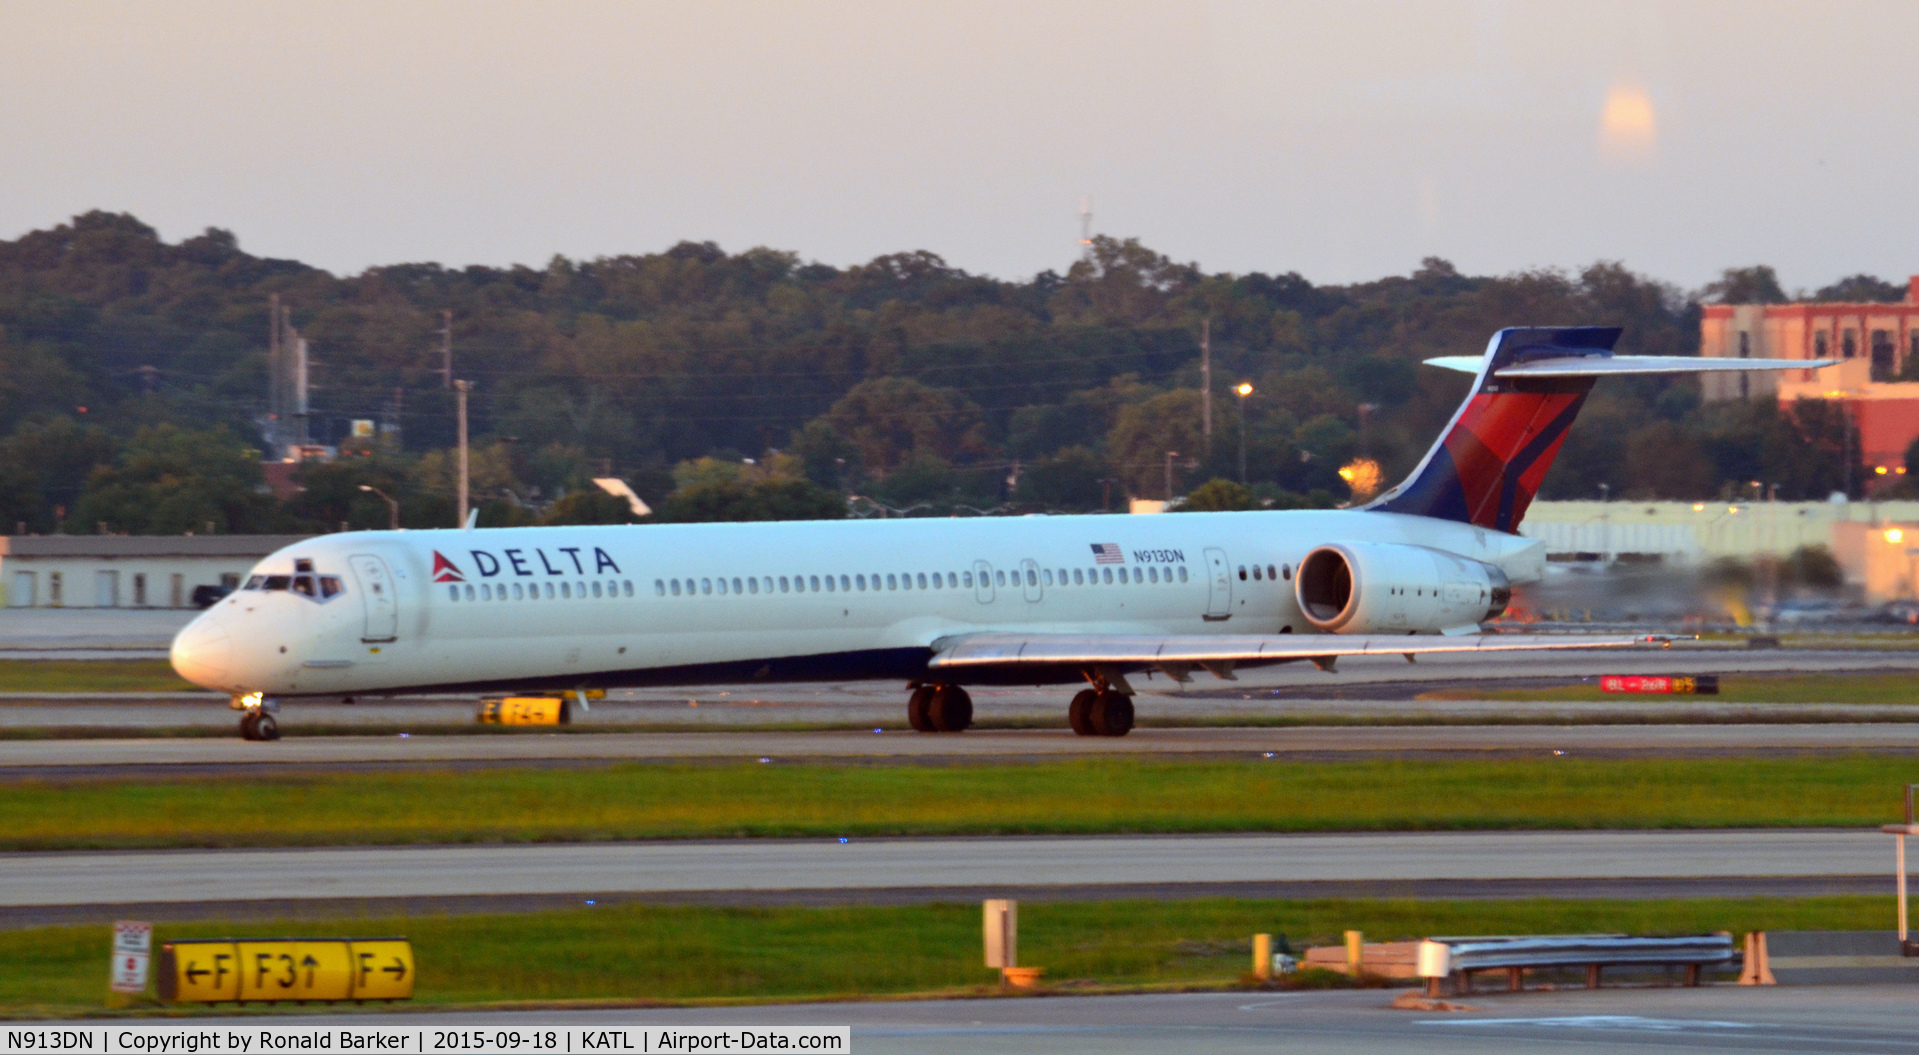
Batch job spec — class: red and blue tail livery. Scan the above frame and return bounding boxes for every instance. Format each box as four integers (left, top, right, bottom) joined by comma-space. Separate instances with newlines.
1371, 327, 1616, 532
1369, 325, 1835, 534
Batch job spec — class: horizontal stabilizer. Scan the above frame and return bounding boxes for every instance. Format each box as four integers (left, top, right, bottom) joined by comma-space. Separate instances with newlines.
1495, 356, 1834, 378
928, 631, 1670, 669
1420, 354, 1835, 377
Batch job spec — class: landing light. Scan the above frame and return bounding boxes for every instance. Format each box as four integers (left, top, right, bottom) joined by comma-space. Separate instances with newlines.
1887, 528, 1905, 545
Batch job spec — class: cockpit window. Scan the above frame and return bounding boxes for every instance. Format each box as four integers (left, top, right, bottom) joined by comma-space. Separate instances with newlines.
248, 567, 344, 601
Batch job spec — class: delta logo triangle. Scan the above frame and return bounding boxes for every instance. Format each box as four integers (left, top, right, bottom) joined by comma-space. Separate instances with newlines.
431, 551, 466, 583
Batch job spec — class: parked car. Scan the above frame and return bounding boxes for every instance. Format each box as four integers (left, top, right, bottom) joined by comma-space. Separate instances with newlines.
1877, 600, 1919, 625
191, 584, 232, 609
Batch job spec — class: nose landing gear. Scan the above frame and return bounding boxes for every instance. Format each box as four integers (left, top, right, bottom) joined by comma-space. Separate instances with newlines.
239, 710, 280, 741
231, 692, 282, 741
906, 684, 973, 732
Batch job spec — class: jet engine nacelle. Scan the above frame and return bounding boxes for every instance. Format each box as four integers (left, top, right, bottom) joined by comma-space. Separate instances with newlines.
1294, 541, 1511, 634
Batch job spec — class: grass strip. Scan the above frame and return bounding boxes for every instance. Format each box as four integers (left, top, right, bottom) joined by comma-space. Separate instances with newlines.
1419, 672, 1919, 705
2, 755, 1915, 850
0, 896, 1890, 1017
0, 661, 198, 694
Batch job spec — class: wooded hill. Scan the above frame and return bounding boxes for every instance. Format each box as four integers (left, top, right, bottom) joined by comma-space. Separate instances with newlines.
0, 211, 1877, 533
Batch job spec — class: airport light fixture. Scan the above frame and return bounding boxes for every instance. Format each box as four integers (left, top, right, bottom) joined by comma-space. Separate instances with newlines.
1235, 383, 1253, 484
358, 485, 401, 530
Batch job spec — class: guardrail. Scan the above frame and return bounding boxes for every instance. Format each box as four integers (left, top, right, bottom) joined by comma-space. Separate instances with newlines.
1417, 933, 1736, 996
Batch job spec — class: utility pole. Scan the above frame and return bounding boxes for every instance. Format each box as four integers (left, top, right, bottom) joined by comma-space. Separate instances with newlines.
1165, 451, 1179, 503
291, 329, 309, 445
438, 310, 453, 389
267, 292, 281, 443
455, 380, 472, 527
1200, 318, 1212, 456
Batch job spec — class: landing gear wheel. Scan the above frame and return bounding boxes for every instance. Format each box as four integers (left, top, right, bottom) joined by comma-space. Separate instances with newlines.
1089, 690, 1134, 737
929, 685, 973, 733
907, 686, 937, 732
253, 713, 280, 741
1068, 689, 1099, 736
239, 712, 260, 740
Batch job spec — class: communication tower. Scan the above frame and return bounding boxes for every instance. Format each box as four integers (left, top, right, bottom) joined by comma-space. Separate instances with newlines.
1078, 196, 1094, 262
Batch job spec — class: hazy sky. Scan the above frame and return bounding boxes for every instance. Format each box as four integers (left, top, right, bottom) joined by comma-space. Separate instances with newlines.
4, 1, 1914, 290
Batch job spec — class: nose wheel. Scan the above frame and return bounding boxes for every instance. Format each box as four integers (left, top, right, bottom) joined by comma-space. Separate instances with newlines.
239, 709, 280, 741
907, 684, 973, 732
1068, 688, 1133, 737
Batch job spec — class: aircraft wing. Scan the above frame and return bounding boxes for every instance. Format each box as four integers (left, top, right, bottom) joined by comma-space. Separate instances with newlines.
926, 631, 1670, 671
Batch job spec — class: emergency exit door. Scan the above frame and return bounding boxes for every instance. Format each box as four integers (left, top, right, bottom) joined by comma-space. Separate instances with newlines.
1203, 547, 1233, 621
348, 554, 399, 641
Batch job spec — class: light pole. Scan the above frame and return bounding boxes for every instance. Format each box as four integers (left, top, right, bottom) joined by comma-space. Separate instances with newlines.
1235, 382, 1253, 484
1164, 451, 1179, 503
454, 379, 473, 527
358, 485, 400, 530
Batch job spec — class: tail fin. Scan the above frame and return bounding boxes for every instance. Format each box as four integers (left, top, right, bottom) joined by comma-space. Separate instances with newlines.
1369, 326, 1832, 532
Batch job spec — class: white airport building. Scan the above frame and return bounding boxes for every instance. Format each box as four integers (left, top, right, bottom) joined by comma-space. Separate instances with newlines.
1518, 500, 1919, 564
0, 535, 312, 608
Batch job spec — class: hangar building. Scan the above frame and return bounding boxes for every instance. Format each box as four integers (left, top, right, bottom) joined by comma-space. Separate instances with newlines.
0, 535, 312, 608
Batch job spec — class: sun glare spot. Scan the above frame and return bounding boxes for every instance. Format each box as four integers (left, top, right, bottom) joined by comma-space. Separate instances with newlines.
1599, 82, 1657, 163
1338, 458, 1383, 499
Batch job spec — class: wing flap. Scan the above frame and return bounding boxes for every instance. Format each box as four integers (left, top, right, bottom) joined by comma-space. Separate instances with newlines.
928, 631, 1667, 669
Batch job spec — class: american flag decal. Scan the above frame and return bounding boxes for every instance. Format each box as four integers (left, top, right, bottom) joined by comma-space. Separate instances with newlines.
1091, 543, 1124, 565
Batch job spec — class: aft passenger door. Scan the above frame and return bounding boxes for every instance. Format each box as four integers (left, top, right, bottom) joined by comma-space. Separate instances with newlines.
1202, 547, 1232, 621
348, 554, 399, 642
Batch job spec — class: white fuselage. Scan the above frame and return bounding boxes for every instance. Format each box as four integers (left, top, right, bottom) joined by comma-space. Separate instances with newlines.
168, 509, 1543, 698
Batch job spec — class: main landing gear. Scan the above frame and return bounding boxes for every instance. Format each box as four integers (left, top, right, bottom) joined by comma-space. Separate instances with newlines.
1068, 688, 1134, 737
907, 684, 973, 733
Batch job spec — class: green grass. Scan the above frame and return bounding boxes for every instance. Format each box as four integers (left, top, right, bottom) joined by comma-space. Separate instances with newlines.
0, 660, 200, 694
4, 755, 1916, 851
0, 896, 1890, 1017
1419, 672, 1919, 705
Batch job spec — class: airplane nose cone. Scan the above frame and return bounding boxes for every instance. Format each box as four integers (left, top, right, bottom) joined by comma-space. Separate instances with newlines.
170, 618, 233, 690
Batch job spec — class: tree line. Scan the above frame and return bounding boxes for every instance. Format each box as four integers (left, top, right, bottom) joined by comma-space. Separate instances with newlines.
0, 212, 1886, 534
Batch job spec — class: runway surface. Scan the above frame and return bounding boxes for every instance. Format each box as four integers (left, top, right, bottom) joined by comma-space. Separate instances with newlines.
5, 722, 1918, 771
0, 829, 1886, 908
188, 985, 1919, 1054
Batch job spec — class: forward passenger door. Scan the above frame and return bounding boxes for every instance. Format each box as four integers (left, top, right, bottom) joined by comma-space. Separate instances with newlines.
349, 554, 399, 642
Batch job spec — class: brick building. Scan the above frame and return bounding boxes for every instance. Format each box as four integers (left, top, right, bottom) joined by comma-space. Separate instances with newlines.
1700, 277, 1919, 479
